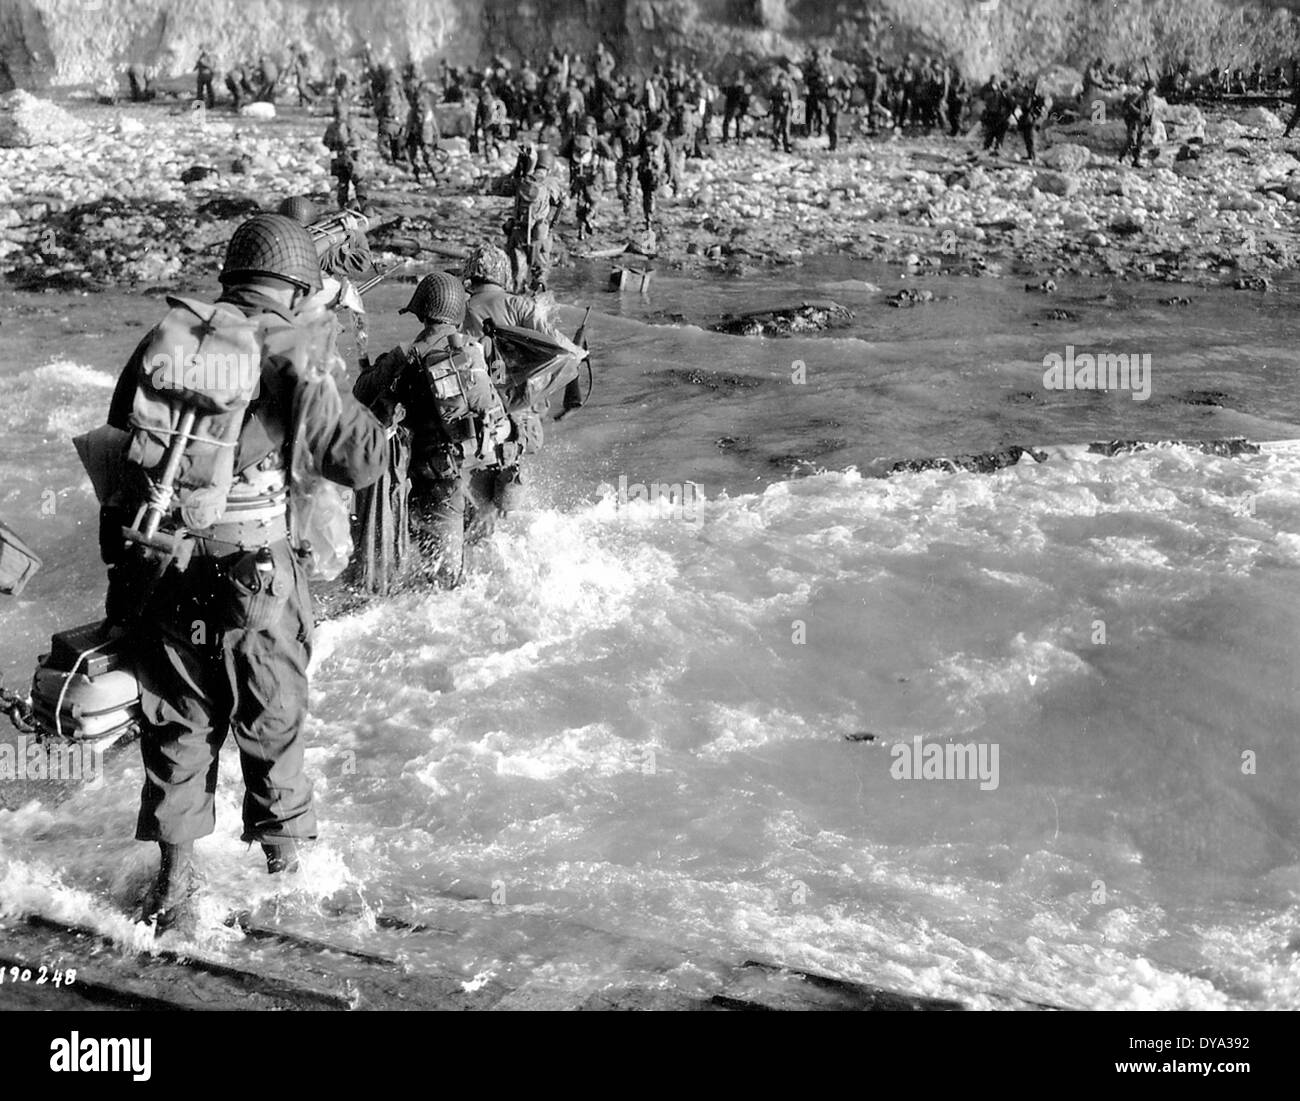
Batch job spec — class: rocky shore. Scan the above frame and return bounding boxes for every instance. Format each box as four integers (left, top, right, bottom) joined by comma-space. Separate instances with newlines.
3, 89, 1300, 297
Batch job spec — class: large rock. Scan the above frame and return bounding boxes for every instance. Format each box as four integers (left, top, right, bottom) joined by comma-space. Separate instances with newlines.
239, 101, 276, 120
1218, 190, 1265, 213
1239, 106, 1284, 134
1161, 103, 1206, 141
1034, 170, 1078, 197
1039, 142, 1091, 172
0, 89, 90, 147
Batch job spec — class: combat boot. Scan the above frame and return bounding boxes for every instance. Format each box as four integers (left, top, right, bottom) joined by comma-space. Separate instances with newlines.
262, 841, 302, 875
139, 841, 202, 936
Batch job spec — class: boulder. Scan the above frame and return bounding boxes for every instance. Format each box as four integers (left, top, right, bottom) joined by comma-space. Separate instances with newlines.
238, 101, 276, 120
1109, 210, 1147, 234
0, 90, 91, 148
180, 164, 218, 183
1240, 106, 1284, 133
1039, 142, 1091, 173
1218, 190, 1265, 213
115, 115, 145, 136
1034, 170, 1078, 197
1161, 103, 1206, 142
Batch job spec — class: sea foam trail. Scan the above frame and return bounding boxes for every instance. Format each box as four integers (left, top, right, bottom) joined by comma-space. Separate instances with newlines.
5, 445, 1296, 1008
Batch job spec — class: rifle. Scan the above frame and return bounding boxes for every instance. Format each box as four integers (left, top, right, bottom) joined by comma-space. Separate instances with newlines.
557, 305, 593, 418
355, 266, 395, 295
349, 266, 398, 370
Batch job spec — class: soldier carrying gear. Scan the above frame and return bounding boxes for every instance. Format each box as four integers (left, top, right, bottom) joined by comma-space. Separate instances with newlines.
947, 67, 968, 137
194, 46, 216, 110
560, 115, 612, 240
225, 62, 247, 111
614, 102, 645, 216
97, 213, 386, 934
462, 242, 560, 503
474, 84, 507, 162
354, 272, 512, 589
405, 82, 443, 184
721, 74, 752, 143
636, 115, 672, 231
323, 99, 370, 211
505, 145, 568, 292
664, 92, 695, 191
255, 54, 279, 103
769, 65, 794, 152
824, 74, 850, 151
1016, 78, 1050, 162
375, 67, 405, 163
1119, 80, 1158, 167
981, 76, 1014, 154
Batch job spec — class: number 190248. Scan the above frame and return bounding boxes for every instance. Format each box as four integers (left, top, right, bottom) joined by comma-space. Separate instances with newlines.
0, 964, 77, 986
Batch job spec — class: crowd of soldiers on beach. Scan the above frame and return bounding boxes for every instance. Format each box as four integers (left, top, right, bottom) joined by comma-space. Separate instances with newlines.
107, 40, 1300, 267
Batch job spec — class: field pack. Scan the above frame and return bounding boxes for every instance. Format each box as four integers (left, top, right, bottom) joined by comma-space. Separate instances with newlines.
127, 296, 261, 530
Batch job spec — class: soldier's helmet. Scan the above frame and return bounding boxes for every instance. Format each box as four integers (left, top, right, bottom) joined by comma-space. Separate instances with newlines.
220, 213, 322, 294
581, 113, 597, 132
535, 145, 556, 170
276, 194, 320, 226
400, 271, 467, 326
462, 242, 510, 287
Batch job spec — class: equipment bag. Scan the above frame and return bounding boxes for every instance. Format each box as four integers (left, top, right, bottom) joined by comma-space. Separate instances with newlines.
28, 620, 141, 744
0, 520, 41, 596
487, 322, 584, 415
127, 296, 262, 530
409, 337, 512, 471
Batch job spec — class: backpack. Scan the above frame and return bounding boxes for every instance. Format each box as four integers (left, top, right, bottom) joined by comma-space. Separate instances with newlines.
126, 297, 261, 530
487, 322, 582, 415
514, 174, 552, 232
406, 337, 510, 475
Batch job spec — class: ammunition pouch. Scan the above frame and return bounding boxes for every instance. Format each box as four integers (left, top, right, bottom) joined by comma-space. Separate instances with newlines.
211, 542, 297, 632
413, 443, 463, 483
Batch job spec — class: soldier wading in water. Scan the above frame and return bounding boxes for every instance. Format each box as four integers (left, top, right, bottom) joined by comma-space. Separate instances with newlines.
95, 214, 386, 933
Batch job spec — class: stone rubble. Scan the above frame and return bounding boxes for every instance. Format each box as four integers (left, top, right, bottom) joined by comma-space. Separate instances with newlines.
2, 96, 1299, 292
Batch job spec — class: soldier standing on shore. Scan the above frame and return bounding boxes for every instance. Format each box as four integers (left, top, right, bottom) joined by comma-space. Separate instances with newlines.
1119, 79, 1157, 167
324, 99, 370, 211
824, 75, 850, 152
769, 61, 794, 153
405, 83, 442, 185
195, 47, 216, 110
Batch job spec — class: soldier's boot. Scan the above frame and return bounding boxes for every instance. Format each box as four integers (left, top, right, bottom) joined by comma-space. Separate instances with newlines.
139, 841, 202, 936
262, 840, 302, 875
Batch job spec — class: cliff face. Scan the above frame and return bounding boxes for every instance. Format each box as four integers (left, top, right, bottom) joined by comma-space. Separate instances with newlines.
3, 0, 1300, 93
